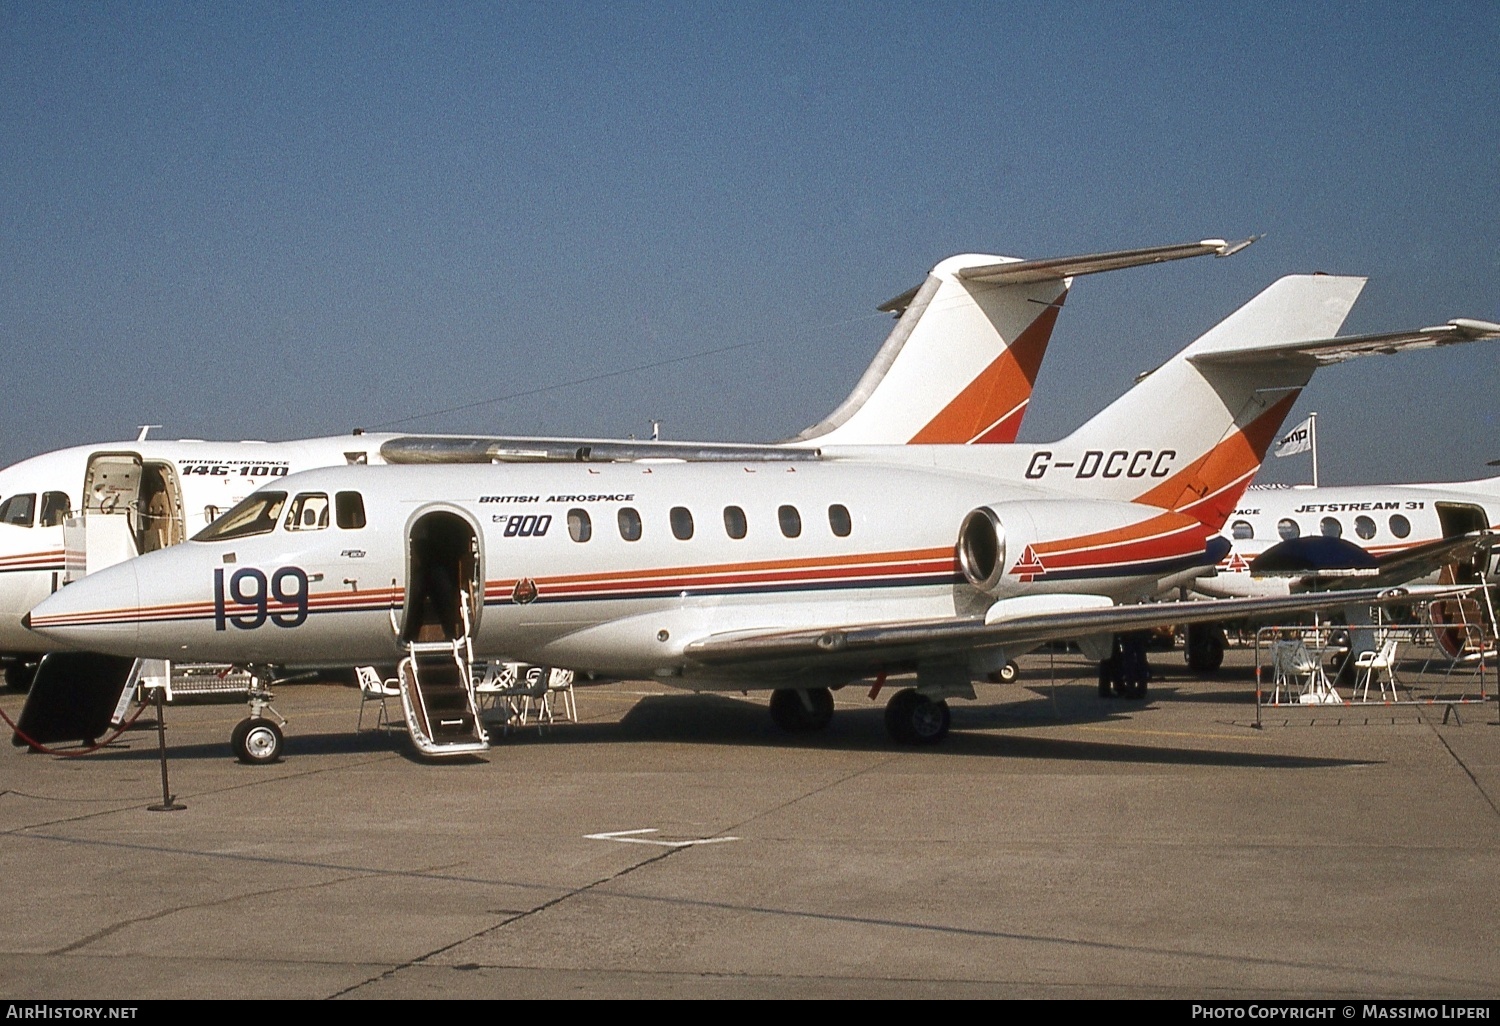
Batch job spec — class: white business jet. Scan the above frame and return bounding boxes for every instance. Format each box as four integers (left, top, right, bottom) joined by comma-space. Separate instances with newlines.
0, 239, 1247, 688
29, 272, 1499, 760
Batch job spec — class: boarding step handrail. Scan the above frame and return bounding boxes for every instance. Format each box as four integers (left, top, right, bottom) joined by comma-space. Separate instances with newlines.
396, 638, 489, 756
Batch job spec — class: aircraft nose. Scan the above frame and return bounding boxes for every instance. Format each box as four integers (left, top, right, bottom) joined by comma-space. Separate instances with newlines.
25, 560, 140, 655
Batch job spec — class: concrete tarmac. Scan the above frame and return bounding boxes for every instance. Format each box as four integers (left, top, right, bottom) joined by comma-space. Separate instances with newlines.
2, 652, 1497, 1000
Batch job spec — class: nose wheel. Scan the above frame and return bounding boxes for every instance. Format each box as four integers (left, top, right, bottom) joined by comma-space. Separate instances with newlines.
229, 667, 286, 764
231, 717, 284, 764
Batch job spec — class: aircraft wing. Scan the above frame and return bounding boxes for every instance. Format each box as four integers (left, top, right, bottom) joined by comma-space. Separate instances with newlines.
1296, 532, 1496, 593
682, 585, 1472, 671
1189, 319, 1500, 367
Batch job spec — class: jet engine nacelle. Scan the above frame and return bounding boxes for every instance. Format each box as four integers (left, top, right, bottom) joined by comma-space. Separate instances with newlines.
958, 498, 1218, 597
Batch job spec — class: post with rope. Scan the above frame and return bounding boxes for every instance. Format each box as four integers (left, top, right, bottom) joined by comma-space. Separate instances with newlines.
146, 681, 184, 812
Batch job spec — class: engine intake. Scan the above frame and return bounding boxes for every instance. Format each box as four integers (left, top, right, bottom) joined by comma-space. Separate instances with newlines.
958, 507, 1006, 593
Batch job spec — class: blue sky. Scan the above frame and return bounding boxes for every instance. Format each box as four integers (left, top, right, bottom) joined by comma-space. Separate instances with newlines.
2, 2, 1497, 485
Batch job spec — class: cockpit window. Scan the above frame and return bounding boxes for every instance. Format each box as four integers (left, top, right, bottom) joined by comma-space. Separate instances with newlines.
285, 493, 330, 532
0, 493, 36, 527
39, 491, 71, 528
193, 492, 288, 541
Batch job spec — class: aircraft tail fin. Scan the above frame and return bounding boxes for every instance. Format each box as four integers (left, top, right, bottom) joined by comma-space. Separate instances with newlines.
794, 238, 1254, 447
1048, 275, 1368, 529
1050, 279, 1500, 532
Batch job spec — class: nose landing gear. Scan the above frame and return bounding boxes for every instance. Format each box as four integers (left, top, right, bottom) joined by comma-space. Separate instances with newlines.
231, 717, 284, 764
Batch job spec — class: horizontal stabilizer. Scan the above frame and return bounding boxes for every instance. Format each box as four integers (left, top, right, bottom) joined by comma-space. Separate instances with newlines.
878, 236, 1256, 313
956, 237, 1258, 287
1190, 318, 1500, 367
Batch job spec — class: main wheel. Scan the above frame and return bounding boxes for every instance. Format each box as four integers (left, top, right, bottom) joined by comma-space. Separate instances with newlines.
883, 688, 951, 746
231, 718, 283, 764
769, 687, 835, 732
1185, 625, 1226, 673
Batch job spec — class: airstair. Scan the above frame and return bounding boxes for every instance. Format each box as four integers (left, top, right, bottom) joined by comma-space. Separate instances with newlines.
395, 603, 489, 756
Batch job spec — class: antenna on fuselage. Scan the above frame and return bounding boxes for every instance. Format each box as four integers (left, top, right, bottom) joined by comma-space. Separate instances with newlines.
136, 425, 161, 442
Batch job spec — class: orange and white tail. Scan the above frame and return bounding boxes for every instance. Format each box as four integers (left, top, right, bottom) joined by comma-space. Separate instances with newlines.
1023, 274, 1369, 531
792, 239, 1253, 447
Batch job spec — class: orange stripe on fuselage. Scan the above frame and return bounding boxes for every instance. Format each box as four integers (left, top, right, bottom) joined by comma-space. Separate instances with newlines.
908, 296, 1064, 445
1030, 513, 1210, 570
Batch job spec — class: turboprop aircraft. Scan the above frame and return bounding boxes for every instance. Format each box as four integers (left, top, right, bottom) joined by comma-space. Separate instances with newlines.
1200, 476, 1500, 600
1176, 474, 1500, 673
29, 271, 1500, 761
0, 238, 1248, 689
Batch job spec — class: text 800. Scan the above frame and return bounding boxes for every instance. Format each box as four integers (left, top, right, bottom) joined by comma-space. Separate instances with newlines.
492, 514, 552, 537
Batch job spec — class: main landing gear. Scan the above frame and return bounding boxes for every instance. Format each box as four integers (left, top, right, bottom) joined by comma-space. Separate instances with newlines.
769, 687, 835, 732
766, 683, 953, 746
1184, 623, 1226, 674
884, 688, 950, 745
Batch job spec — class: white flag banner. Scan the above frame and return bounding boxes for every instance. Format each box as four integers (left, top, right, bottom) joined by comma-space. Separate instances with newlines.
1274, 417, 1313, 457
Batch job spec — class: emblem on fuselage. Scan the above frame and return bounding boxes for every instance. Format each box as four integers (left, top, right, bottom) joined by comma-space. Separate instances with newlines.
1011, 545, 1046, 582
512, 577, 539, 605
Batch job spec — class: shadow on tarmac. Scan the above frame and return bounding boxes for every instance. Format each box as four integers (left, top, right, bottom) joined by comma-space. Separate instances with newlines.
47, 683, 1372, 771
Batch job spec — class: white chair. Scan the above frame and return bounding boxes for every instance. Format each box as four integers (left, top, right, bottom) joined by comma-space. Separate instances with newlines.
472, 662, 552, 734
473, 660, 526, 729
512, 666, 554, 731
1354, 636, 1400, 701
546, 667, 577, 722
1271, 639, 1339, 705
356, 665, 402, 732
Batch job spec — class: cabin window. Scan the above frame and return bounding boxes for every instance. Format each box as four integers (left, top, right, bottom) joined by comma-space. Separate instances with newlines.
1276, 518, 1300, 541
618, 507, 642, 542
335, 491, 366, 530
1354, 515, 1376, 540
1320, 517, 1342, 539
567, 508, 592, 543
670, 506, 694, 540
723, 505, 747, 540
1389, 514, 1411, 539
778, 505, 802, 538
286, 493, 330, 531
1230, 520, 1254, 541
828, 504, 852, 537
39, 492, 71, 528
194, 492, 288, 541
0, 493, 36, 528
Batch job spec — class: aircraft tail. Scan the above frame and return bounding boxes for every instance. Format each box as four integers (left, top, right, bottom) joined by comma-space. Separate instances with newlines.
794, 239, 1254, 447
1037, 275, 1369, 530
